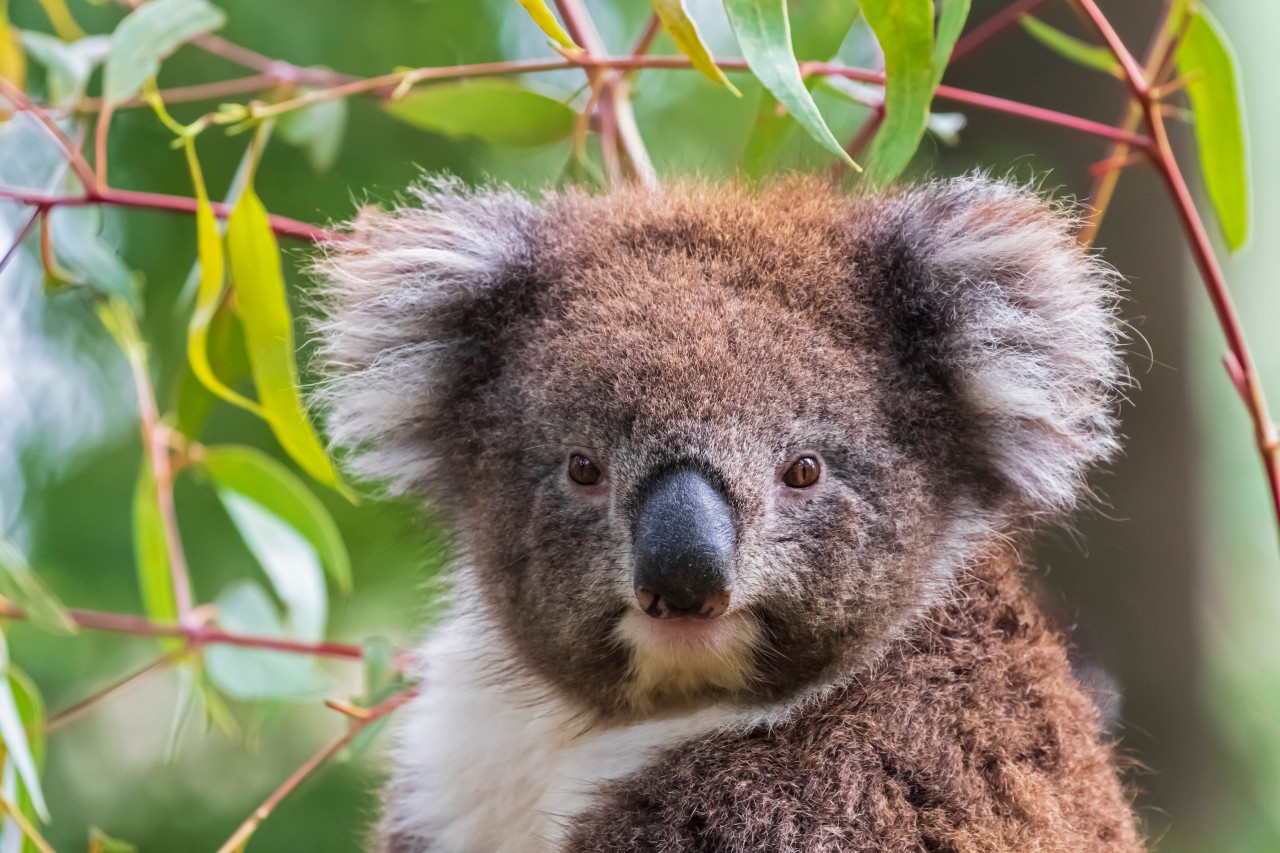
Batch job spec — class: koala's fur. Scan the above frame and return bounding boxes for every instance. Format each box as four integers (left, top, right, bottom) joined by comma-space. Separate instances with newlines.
314, 176, 1142, 852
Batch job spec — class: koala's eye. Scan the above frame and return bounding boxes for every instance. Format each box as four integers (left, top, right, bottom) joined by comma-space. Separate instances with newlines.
782, 455, 821, 489
567, 453, 603, 486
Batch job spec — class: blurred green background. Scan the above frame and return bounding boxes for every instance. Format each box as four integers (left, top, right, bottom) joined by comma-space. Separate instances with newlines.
1, 0, 1277, 850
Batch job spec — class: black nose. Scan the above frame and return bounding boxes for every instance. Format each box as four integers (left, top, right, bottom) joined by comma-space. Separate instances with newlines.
633, 468, 736, 619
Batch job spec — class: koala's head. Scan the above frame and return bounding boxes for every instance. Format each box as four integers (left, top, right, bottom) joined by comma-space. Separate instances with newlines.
315, 176, 1120, 717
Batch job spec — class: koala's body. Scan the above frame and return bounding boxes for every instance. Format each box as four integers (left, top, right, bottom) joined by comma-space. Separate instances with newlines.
315, 177, 1142, 852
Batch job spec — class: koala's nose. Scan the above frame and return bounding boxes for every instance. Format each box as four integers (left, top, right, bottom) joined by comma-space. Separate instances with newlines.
633, 468, 736, 619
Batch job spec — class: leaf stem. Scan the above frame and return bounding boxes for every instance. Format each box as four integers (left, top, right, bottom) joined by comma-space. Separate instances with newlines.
44, 650, 182, 734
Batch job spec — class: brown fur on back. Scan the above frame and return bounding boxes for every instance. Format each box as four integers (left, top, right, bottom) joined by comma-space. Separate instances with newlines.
564, 549, 1141, 853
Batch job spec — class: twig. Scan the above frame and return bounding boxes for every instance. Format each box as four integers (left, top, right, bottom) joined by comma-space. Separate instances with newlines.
0, 600, 365, 660
0, 187, 332, 243
77, 74, 282, 113
950, 0, 1058, 64
1074, 0, 1280, 533
214, 688, 417, 853
45, 650, 182, 734
0, 77, 96, 188
0, 205, 43, 277
555, 0, 656, 188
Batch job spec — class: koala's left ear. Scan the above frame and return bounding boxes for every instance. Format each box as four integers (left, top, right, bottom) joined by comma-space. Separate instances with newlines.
311, 179, 541, 497
861, 177, 1124, 518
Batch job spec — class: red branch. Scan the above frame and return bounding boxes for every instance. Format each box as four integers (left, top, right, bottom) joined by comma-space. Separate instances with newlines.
951, 0, 1057, 64
0, 600, 365, 660
1072, 0, 1280, 530
0, 186, 332, 243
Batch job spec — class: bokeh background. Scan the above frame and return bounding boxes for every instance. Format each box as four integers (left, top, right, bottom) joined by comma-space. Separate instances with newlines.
1, 0, 1277, 849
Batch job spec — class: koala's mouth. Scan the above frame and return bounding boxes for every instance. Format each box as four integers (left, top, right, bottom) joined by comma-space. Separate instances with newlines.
614, 608, 762, 711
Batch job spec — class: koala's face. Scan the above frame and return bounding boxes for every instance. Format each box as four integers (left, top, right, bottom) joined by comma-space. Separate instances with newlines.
318, 178, 1119, 716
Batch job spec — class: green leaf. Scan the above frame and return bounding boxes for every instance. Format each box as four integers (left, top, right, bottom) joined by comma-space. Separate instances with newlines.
203, 445, 351, 594
19, 32, 110, 108
516, 0, 580, 52
1019, 15, 1121, 77
48, 205, 141, 307
932, 0, 970, 88
102, 0, 225, 106
1177, 3, 1250, 251
0, 540, 74, 635
5, 667, 47, 853
174, 302, 249, 440
204, 581, 327, 701
787, 0, 862, 61
723, 0, 856, 168
277, 92, 348, 172
218, 491, 327, 642
132, 463, 183, 654
0, 642, 46, 823
385, 80, 577, 148
652, 0, 741, 96
225, 180, 348, 496
741, 0, 862, 178
860, 0, 937, 181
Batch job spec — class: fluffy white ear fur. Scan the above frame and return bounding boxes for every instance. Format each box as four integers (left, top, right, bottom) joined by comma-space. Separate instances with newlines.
310, 178, 539, 496
892, 177, 1123, 516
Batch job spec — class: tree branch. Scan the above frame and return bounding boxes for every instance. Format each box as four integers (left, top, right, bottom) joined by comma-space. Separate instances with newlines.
0, 600, 365, 660
214, 687, 417, 853
1072, 0, 1280, 533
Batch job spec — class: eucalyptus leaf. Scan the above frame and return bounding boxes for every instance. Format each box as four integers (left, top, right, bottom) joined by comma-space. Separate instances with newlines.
0, 643, 46, 823
385, 80, 576, 148
48, 205, 141, 307
723, 0, 854, 167
204, 445, 351, 593
516, 0, 580, 51
103, 0, 225, 106
1177, 3, 1250, 251
652, 0, 740, 95
860, 0, 936, 182
1019, 15, 1121, 77
205, 581, 328, 701
226, 181, 347, 495
19, 32, 110, 108
3, 668, 45, 853
132, 463, 183, 654
277, 93, 348, 172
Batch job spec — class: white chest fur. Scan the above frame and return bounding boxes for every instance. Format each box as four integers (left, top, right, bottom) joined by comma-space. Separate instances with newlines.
379, 611, 760, 853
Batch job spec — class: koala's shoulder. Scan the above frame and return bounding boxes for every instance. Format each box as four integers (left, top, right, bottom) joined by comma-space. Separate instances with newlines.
563, 556, 1142, 853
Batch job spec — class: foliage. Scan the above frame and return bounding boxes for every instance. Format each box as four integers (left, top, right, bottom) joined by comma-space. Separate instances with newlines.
0, 0, 1267, 849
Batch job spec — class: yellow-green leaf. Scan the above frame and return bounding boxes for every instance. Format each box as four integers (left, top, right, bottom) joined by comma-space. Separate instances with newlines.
103, 0, 225, 106
1019, 15, 1121, 77
723, 0, 855, 169
184, 141, 264, 418
226, 182, 347, 495
652, 0, 740, 96
0, 0, 27, 111
1177, 3, 1250, 251
385, 80, 577, 148
0, 538, 75, 635
36, 0, 84, 42
517, 0, 580, 52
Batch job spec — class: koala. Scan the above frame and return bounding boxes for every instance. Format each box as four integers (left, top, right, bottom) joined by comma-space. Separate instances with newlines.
314, 176, 1143, 852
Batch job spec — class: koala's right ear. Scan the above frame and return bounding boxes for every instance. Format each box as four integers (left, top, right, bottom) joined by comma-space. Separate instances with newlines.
312, 179, 541, 496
